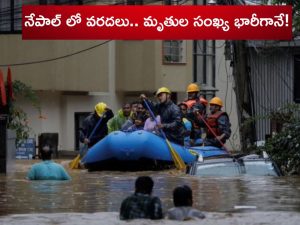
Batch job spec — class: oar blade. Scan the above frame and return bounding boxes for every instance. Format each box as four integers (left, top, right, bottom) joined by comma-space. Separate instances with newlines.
69, 154, 81, 169
142, 99, 186, 171
166, 139, 186, 171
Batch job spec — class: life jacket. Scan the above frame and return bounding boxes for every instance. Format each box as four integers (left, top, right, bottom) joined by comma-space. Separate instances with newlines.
199, 97, 208, 106
184, 99, 197, 109
184, 96, 208, 109
206, 111, 228, 138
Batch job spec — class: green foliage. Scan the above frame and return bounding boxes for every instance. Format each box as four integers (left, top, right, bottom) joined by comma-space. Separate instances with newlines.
272, 0, 300, 33
8, 106, 32, 141
242, 103, 299, 134
264, 121, 300, 175
12, 80, 41, 112
244, 103, 300, 175
7, 80, 41, 143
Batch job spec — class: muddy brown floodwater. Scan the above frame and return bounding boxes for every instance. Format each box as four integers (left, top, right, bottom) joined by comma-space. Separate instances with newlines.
1, 159, 300, 224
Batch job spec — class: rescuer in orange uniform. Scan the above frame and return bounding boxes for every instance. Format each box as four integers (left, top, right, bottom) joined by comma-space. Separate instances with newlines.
202, 97, 231, 148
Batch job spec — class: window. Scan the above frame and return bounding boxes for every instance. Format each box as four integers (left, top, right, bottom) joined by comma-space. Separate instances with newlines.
126, 0, 143, 5
0, 0, 22, 33
74, 112, 90, 151
45, 0, 84, 4
163, 0, 186, 5
163, 40, 186, 64
294, 55, 300, 103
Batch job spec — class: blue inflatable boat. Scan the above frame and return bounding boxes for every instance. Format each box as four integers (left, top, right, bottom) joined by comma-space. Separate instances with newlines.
82, 130, 230, 171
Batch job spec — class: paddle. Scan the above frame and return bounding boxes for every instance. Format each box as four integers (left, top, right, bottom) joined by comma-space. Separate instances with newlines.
143, 99, 186, 171
69, 114, 104, 169
195, 112, 230, 154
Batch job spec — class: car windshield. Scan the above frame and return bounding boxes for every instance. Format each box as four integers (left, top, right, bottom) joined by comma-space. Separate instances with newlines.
195, 161, 243, 177
243, 160, 279, 176
193, 158, 280, 177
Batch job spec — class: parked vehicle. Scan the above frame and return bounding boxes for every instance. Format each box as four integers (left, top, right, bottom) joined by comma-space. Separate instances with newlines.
188, 153, 281, 177
82, 129, 281, 176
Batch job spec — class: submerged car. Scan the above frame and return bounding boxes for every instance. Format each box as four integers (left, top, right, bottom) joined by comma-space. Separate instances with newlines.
188, 153, 282, 177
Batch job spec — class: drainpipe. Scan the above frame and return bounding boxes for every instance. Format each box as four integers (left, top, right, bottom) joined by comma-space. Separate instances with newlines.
193, 0, 217, 99
193, 0, 197, 83
193, 30, 197, 82
212, 40, 216, 87
203, 40, 207, 84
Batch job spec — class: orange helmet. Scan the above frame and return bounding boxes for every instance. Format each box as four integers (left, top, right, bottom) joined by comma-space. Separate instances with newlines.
186, 83, 200, 93
209, 97, 223, 107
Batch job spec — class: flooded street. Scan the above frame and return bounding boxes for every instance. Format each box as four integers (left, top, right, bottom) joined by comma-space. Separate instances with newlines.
1, 160, 300, 224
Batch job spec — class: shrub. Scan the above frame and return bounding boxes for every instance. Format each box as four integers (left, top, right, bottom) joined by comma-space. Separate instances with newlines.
7, 80, 41, 143
264, 122, 300, 175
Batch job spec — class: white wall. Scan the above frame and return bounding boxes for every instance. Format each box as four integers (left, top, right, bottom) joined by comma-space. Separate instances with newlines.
11, 40, 241, 151
14, 41, 121, 151
18, 92, 122, 151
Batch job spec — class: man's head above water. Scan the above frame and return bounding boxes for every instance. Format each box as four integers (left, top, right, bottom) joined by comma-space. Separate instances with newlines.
135, 176, 154, 195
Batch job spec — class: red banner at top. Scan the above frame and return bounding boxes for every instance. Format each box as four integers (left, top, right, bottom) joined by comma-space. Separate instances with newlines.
22, 5, 292, 40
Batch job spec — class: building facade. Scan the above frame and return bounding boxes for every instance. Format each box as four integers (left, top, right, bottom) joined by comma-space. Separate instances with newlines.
0, 0, 240, 152
247, 40, 300, 142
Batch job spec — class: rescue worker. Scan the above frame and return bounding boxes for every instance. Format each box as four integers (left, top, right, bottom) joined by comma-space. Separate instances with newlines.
202, 97, 231, 148
184, 83, 207, 145
189, 102, 206, 146
140, 87, 186, 145
184, 83, 208, 111
79, 102, 114, 148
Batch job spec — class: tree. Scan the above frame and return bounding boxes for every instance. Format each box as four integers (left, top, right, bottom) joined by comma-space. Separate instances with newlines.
233, 0, 300, 150
7, 80, 41, 143
263, 104, 300, 175
272, 0, 300, 34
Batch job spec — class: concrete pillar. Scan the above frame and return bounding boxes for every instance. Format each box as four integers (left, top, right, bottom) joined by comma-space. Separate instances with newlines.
0, 115, 15, 174
0, 114, 7, 173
